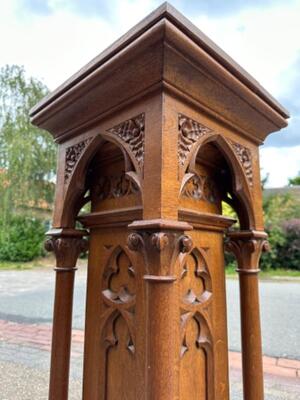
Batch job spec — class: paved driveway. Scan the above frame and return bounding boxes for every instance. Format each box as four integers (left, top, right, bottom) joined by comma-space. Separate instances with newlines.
1, 268, 299, 359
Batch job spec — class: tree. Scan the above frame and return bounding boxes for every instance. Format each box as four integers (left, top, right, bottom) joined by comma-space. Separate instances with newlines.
288, 171, 300, 186
0, 65, 57, 219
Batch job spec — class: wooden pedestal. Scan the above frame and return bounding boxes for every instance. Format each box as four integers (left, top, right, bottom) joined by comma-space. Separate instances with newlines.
30, 3, 288, 400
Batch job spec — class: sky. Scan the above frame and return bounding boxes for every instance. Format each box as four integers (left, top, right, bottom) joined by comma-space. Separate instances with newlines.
1, 0, 300, 187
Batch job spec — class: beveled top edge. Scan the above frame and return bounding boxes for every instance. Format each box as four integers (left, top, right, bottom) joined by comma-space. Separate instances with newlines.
46, 228, 89, 237
226, 230, 268, 239
128, 219, 193, 231
178, 208, 236, 229
29, 2, 289, 119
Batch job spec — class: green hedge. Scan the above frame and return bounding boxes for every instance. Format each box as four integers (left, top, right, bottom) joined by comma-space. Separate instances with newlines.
0, 216, 46, 262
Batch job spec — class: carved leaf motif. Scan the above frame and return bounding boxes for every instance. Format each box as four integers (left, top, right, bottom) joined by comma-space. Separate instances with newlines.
64, 138, 91, 182
107, 113, 145, 170
178, 114, 212, 166
181, 174, 218, 204
229, 139, 253, 187
95, 173, 139, 201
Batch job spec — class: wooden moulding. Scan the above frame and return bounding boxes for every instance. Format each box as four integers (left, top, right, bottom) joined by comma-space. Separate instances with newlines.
78, 207, 236, 232
77, 206, 143, 228
29, 2, 288, 144
178, 208, 236, 232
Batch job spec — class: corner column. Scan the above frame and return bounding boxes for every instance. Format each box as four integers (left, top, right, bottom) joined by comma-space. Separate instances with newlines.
127, 219, 193, 400
45, 228, 88, 400
226, 230, 268, 400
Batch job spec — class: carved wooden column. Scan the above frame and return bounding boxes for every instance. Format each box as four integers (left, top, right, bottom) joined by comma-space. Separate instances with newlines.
226, 231, 269, 400
127, 221, 193, 400
45, 228, 88, 400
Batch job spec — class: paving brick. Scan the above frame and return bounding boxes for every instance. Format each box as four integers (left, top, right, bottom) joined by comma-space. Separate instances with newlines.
277, 357, 300, 370
2, 318, 300, 382
263, 355, 277, 366
264, 364, 297, 378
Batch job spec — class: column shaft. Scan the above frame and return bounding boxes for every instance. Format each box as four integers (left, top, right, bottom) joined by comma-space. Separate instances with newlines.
49, 269, 76, 400
226, 231, 268, 400
147, 279, 179, 400
239, 271, 264, 400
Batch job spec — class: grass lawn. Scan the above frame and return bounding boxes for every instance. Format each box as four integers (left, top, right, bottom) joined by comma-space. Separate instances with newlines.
0, 255, 87, 271
0, 258, 51, 270
226, 264, 300, 279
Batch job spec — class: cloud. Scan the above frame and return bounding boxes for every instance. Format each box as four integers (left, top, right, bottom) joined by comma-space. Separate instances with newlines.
187, 2, 300, 148
265, 56, 300, 147
20, 0, 52, 15
260, 145, 300, 187
172, 0, 290, 17
20, 0, 128, 19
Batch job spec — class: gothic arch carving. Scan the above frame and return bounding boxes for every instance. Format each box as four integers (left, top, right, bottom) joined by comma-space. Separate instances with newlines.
182, 133, 255, 229
60, 126, 143, 227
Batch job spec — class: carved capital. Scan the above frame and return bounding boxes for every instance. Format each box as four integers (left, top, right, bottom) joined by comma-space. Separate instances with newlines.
127, 221, 193, 279
127, 232, 144, 252
45, 229, 88, 270
179, 235, 193, 253
151, 232, 169, 251
225, 231, 268, 272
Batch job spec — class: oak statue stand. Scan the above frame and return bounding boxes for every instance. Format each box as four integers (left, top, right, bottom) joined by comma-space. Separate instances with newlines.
30, 3, 289, 400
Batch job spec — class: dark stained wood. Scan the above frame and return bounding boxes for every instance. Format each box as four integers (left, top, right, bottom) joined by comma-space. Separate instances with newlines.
33, 3, 289, 400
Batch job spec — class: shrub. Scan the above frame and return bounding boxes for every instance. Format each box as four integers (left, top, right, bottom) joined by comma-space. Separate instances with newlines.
260, 225, 286, 270
260, 193, 300, 270
0, 215, 46, 262
278, 219, 300, 271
